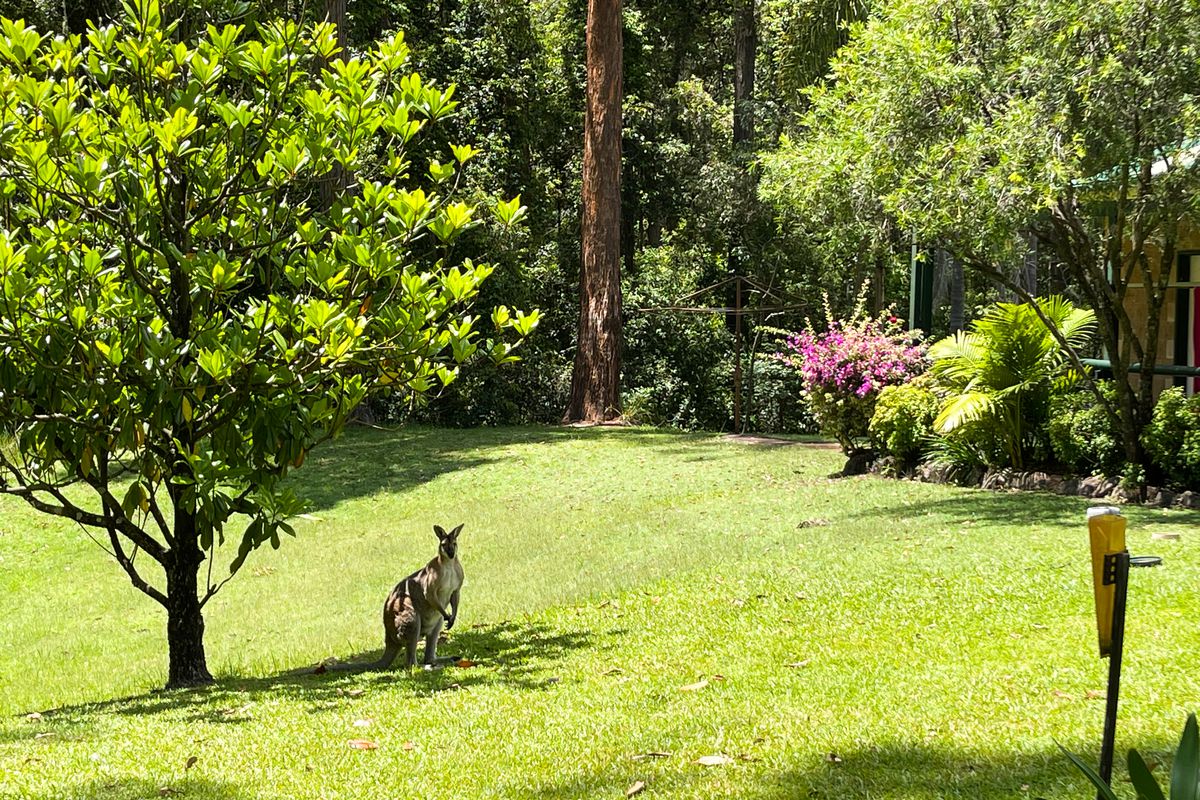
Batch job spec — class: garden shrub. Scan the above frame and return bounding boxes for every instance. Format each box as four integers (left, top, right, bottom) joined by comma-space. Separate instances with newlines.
781, 301, 926, 453
928, 296, 1096, 469
1143, 387, 1200, 489
869, 376, 939, 461
1047, 382, 1124, 476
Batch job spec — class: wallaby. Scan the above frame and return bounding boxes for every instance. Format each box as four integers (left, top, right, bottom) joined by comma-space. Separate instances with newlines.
320, 524, 464, 673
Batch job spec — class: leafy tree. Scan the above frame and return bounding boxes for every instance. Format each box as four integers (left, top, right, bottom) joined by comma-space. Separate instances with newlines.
764, 0, 1200, 469
0, 1, 535, 686
930, 298, 1096, 469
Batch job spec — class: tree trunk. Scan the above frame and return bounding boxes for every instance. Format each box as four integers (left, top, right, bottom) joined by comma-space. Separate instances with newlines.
319, 0, 349, 211
164, 503, 212, 688
1023, 233, 1038, 295
949, 255, 965, 332
165, 553, 212, 688
565, 0, 623, 423
733, 0, 756, 150
726, 0, 757, 332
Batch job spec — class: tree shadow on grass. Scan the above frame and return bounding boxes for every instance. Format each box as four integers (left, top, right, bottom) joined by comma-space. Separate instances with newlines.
527, 738, 1175, 800
18, 621, 605, 727
15, 777, 258, 800
293, 424, 750, 509
847, 480, 1200, 530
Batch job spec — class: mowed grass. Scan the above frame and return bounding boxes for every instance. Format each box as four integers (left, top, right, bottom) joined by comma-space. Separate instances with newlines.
2, 426, 1199, 800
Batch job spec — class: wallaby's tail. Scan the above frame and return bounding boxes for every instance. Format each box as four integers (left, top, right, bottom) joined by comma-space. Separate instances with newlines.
317, 642, 401, 674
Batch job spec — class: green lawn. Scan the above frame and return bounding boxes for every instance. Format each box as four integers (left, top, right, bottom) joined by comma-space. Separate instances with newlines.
2, 426, 1198, 799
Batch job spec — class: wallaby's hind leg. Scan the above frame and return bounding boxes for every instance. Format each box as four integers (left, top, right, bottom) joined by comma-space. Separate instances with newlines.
403, 622, 422, 668
422, 618, 445, 669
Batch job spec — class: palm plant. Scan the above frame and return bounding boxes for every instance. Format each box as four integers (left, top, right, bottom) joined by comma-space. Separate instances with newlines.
929, 296, 1097, 469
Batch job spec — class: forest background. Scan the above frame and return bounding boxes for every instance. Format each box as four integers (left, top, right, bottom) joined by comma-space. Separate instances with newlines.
3, 0, 960, 433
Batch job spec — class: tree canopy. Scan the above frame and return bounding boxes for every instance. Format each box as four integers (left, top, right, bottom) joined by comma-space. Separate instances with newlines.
762, 0, 1200, 467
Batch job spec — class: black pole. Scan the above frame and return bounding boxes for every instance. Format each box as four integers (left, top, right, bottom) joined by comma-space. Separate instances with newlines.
1097, 550, 1130, 795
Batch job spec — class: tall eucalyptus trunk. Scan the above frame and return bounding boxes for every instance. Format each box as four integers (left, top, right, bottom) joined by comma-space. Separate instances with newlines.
565, 0, 624, 423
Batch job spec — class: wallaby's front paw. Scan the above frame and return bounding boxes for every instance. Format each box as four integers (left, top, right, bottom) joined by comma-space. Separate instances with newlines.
445, 616, 455, 630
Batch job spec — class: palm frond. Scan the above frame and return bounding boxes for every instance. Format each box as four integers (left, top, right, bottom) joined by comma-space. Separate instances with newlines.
935, 391, 997, 433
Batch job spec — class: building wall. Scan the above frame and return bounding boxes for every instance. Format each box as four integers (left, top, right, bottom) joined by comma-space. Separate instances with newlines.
1121, 222, 1200, 396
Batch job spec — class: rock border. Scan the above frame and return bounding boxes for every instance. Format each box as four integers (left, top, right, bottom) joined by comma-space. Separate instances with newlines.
871, 458, 1200, 509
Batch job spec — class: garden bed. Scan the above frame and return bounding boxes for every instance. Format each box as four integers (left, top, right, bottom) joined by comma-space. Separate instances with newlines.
873, 458, 1200, 509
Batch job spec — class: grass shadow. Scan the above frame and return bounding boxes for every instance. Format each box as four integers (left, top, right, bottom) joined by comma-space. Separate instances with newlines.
529, 738, 1176, 799
293, 425, 751, 510
12, 776, 257, 800
16, 621, 604, 727
849, 478, 1200, 529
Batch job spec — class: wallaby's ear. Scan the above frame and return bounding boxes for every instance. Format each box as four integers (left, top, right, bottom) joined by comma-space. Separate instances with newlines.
433, 524, 447, 539
450, 524, 464, 538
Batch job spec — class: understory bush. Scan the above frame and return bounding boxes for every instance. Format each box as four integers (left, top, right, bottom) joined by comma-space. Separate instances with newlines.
746, 357, 816, 434
929, 297, 1096, 469
869, 376, 939, 462
1143, 387, 1200, 489
1047, 382, 1124, 476
781, 301, 926, 453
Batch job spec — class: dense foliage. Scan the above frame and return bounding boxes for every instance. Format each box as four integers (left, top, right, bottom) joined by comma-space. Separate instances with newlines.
928, 298, 1095, 470
1047, 383, 1125, 477
1142, 388, 1200, 490
868, 377, 938, 463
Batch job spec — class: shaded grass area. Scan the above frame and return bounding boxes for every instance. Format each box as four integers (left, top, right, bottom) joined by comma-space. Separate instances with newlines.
2, 425, 1199, 799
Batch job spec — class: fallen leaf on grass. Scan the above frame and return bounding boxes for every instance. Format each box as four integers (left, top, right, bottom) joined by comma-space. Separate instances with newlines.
694, 754, 734, 767
738, 754, 761, 763
25, 712, 42, 722
1051, 690, 1073, 700
158, 787, 176, 797
221, 704, 253, 717
454, 658, 477, 668
348, 739, 378, 750
711, 674, 727, 682
353, 719, 373, 728
825, 753, 843, 764
631, 752, 672, 761
185, 756, 197, 771
336, 688, 365, 698
797, 518, 830, 528
626, 780, 647, 797
601, 667, 625, 676
785, 660, 811, 669
679, 679, 709, 692
33, 732, 54, 740
403, 741, 416, 751
1085, 690, 1106, 701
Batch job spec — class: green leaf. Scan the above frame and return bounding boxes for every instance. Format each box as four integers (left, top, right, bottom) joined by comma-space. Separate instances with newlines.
1173, 714, 1199, 800
428, 159, 455, 182
450, 143, 478, 163
1127, 748, 1166, 800
1058, 743, 1120, 800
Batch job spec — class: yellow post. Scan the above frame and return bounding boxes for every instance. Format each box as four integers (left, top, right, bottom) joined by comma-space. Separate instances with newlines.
1087, 506, 1127, 657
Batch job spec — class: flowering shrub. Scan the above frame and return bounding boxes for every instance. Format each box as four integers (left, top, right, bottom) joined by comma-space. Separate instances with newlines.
781, 307, 926, 453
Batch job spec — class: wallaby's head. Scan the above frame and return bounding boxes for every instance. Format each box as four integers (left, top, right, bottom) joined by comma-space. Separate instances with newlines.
434, 524, 463, 560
